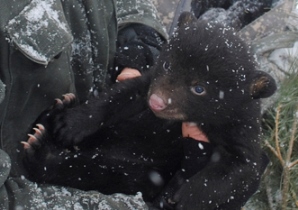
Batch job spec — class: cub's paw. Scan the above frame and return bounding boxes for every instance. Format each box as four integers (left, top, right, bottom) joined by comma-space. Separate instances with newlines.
52, 96, 101, 147
22, 123, 55, 174
36, 93, 79, 146
22, 124, 47, 154
31, 93, 77, 130
52, 93, 76, 113
22, 123, 66, 182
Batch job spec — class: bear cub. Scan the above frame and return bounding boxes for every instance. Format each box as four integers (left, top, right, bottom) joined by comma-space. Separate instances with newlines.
23, 12, 276, 210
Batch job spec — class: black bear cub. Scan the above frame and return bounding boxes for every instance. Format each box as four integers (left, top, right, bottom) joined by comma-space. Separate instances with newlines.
23, 12, 276, 210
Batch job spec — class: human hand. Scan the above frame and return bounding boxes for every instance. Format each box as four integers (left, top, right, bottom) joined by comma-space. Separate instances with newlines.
182, 122, 209, 142
116, 67, 141, 82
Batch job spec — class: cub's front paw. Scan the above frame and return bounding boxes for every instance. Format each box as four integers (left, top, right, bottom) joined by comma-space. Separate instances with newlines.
35, 93, 80, 147
22, 93, 76, 173
22, 123, 59, 181
52, 95, 104, 147
22, 124, 47, 155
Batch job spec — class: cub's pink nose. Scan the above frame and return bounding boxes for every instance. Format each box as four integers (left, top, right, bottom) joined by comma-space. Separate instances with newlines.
149, 94, 167, 111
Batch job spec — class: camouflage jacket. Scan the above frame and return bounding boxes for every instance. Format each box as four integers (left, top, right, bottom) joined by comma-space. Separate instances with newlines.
0, 0, 166, 209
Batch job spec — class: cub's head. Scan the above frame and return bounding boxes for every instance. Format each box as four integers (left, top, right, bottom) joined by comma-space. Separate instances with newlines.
148, 12, 276, 124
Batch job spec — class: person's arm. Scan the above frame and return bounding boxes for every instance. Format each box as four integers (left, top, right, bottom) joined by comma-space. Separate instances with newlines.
0, 149, 11, 188
112, 0, 168, 82
116, 0, 168, 39
113, 24, 166, 81
0, 79, 5, 105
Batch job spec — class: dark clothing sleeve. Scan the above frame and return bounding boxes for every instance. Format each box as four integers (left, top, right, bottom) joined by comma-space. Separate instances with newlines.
0, 0, 167, 209
112, 24, 166, 80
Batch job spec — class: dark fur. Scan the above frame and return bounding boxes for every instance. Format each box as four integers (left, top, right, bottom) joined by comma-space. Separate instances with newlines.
23, 12, 276, 210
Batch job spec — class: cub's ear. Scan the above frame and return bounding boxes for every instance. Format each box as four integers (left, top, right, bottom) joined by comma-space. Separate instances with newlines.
177, 12, 197, 28
250, 71, 277, 99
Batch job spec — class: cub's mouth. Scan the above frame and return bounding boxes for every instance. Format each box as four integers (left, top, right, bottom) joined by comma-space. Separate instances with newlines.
148, 93, 186, 120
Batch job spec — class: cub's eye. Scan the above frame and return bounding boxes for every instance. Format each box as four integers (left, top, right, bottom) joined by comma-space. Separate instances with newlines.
163, 61, 170, 71
191, 85, 206, 95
